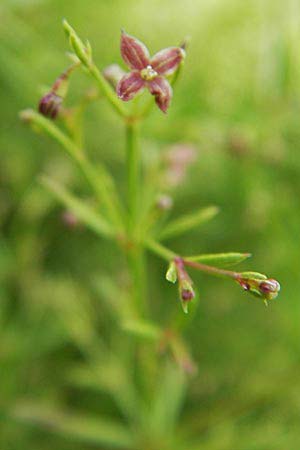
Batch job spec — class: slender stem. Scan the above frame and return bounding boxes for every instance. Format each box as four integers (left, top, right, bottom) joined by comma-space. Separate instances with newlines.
144, 238, 177, 261
183, 259, 239, 280
20, 110, 124, 232
126, 120, 140, 233
88, 63, 128, 118
125, 119, 148, 316
144, 238, 240, 280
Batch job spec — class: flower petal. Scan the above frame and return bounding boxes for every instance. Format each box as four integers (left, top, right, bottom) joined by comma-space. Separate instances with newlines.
120, 30, 150, 70
117, 71, 145, 101
151, 47, 185, 76
148, 76, 172, 113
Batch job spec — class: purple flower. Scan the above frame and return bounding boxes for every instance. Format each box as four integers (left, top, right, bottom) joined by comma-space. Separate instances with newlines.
117, 31, 185, 113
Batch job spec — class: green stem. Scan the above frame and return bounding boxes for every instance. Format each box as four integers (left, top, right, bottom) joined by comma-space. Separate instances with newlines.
126, 120, 140, 233
183, 259, 239, 280
88, 63, 128, 118
125, 119, 148, 316
144, 238, 239, 280
20, 110, 124, 232
144, 238, 177, 261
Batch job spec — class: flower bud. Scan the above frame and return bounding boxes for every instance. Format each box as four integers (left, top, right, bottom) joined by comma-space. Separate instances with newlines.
259, 279, 280, 300
180, 279, 195, 313
38, 68, 75, 119
236, 272, 280, 303
174, 257, 195, 313
39, 92, 62, 119
103, 64, 126, 88
63, 20, 92, 67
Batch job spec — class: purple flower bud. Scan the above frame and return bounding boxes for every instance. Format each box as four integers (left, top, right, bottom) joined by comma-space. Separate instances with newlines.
237, 273, 280, 302
38, 67, 74, 120
181, 288, 195, 301
173, 257, 195, 313
259, 279, 280, 300
38, 92, 63, 119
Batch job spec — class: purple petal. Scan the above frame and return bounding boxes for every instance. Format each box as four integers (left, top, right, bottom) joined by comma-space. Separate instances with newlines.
117, 71, 145, 101
120, 30, 150, 70
151, 47, 185, 76
148, 76, 172, 113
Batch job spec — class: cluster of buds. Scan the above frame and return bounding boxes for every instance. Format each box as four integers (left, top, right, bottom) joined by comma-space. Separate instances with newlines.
236, 272, 281, 303
166, 257, 195, 313
166, 256, 280, 312
38, 65, 77, 119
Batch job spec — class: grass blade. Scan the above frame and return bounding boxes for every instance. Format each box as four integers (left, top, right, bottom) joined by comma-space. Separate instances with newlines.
185, 252, 251, 267
40, 176, 113, 239
159, 206, 219, 240
12, 403, 134, 449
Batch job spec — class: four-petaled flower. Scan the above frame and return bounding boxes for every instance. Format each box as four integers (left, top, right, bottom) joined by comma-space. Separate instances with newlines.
117, 31, 185, 113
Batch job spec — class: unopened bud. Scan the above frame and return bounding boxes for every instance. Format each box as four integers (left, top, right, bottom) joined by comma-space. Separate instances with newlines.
103, 64, 126, 88
180, 279, 195, 300
174, 257, 195, 313
259, 279, 280, 300
39, 92, 62, 119
237, 272, 280, 303
38, 66, 77, 119
180, 281, 195, 314
63, 20, 92, 67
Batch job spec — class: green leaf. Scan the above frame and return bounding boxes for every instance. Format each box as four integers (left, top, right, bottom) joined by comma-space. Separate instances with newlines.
12, 403, 133, 448
240, 271, 267, 280
149, 362, 187, 435
185, 252, 251, 267
122, 319, 162, 341
40, 176, 113, 239
166, 261, 177, 283
159, 205, 219, 240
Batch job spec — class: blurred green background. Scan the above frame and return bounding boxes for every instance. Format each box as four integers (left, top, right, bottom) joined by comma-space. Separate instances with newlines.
1, 0, 300, 449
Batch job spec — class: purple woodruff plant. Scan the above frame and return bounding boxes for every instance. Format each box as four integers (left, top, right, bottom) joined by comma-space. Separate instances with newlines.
116, 31, 185, 113
23, 20, 281, 316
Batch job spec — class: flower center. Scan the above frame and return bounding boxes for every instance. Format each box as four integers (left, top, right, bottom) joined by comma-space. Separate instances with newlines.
140, 65, 158, 81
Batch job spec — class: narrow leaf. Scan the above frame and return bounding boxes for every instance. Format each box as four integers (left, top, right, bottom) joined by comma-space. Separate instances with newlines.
40, 176, 113, 238
159, 206, 219, 240
185, 252, 251, 267
12, 403, 133, 448
122, 319, 162, 341
240, 271, 267, 280
166, 261, 177, 283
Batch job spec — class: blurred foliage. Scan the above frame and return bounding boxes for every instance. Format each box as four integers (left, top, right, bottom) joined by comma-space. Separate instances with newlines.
1, 0, 300, 449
